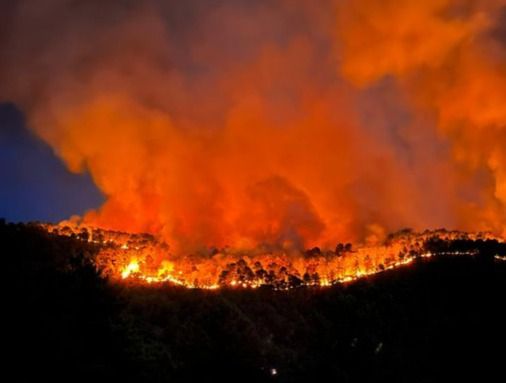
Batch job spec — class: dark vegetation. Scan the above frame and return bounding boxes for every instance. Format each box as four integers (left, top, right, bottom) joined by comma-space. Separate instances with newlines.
3, 220, 506, 382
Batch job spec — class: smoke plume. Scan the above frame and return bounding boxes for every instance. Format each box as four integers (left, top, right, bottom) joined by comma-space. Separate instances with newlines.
1, 0, 505, 252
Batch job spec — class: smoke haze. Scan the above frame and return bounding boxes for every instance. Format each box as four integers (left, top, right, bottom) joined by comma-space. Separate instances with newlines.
1, 0, 506, 251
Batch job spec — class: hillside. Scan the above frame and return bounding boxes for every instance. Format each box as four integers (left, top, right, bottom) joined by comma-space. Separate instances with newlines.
3, 220, 506, 382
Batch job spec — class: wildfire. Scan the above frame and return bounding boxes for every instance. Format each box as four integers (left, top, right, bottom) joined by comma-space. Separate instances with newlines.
40, 223, 505, 290
121, 260, 139, 279
4, 0, 506, 271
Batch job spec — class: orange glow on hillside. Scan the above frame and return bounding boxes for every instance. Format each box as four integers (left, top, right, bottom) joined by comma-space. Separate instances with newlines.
41, 223, 503, 290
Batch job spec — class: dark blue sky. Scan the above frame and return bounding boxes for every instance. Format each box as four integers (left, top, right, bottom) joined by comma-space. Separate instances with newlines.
0, 103, 103, 223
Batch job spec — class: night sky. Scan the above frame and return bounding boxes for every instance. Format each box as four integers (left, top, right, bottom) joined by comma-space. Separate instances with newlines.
0, 103, 103, 222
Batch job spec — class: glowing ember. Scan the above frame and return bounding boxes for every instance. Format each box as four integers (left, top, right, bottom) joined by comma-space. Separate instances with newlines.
121, 260, 139, 279
39, 223, 505, 290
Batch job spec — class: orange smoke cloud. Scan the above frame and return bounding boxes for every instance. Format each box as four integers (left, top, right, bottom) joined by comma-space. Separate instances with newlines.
1, 0, 505, 251
336, 0, 506, 235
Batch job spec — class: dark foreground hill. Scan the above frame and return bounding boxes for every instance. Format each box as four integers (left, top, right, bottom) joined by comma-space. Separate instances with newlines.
3, 221, 506, 383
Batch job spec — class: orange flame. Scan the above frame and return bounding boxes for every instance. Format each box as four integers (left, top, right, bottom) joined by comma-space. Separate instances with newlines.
42, 223, 502, 289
